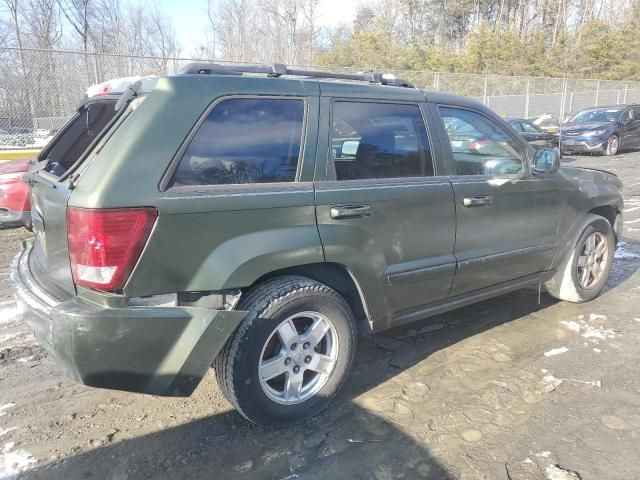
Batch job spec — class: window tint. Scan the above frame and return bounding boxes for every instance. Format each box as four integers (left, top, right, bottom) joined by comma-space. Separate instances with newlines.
439, 107, 526, 176
169, 98, 304, 188
331, 102, 433, 180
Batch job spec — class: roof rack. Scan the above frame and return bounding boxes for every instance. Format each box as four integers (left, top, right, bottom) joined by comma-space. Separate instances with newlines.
178, 62, 415, 88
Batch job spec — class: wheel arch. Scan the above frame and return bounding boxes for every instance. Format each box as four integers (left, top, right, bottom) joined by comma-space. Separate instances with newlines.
588, 205, 622, 242
244, 262, 373, 335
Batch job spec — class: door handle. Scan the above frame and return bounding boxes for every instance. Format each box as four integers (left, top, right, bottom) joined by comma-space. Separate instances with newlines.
463, 196, 493, 207
330, 204, 373, 219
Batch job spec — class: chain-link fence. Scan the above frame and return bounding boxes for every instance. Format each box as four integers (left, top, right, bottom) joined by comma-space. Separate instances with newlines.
2, 46, 640, 150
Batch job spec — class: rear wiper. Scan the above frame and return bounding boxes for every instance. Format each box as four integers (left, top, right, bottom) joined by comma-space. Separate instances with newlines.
114, 79, 142, 112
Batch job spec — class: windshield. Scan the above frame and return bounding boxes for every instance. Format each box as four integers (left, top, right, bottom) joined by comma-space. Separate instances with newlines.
570, 108, 622, 123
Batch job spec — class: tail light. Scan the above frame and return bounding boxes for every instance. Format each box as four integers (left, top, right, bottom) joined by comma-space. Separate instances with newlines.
67, 207, 157, 291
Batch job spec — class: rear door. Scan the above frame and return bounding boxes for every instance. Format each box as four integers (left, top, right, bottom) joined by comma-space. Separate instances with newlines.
314, 85, 456, 327
432, 104, 562, 296
26, 98, 121, 295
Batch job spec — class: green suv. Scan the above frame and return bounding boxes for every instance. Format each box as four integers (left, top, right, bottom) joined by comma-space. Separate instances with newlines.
12, 64, 623, 427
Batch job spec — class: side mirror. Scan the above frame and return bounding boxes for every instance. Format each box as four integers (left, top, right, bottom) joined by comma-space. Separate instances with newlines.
340, 140, 359, 158
533, 147, 560, 174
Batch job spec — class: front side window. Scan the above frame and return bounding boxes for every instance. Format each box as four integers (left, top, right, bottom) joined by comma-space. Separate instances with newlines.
509, 121, 523, 132
439, 107, 526, 176
331, 102, 434, 181
168, 98, 304, 188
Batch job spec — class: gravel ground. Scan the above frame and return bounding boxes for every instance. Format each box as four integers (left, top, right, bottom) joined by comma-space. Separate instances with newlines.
1, 153, 640, 480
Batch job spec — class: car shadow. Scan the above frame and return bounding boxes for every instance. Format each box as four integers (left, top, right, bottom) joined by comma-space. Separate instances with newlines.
18, 286, 571, 480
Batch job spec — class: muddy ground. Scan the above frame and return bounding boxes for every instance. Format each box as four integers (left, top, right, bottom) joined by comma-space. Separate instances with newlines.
1, 153, 639, 480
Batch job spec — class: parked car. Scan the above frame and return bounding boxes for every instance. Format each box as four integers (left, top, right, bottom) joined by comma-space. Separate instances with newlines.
12, 64, 623, 428
508, 118, 560, 150
0, 157, 32, 228
561, 104, 640, 156
532, 114, 560, 133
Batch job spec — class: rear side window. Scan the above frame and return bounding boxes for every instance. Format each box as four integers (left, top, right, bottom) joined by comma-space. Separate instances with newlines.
331, 102, 433, 181
168, 98, 305, 188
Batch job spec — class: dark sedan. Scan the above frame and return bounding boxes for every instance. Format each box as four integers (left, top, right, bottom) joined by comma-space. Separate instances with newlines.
508, 118, 560, 149
561, 105, 640, 156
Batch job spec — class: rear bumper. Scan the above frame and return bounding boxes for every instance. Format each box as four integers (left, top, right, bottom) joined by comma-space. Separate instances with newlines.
11, 242, 247, 396
0, 207, 31, 228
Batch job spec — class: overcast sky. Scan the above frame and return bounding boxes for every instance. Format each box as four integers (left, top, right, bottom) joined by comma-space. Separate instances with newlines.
157, 0, 359, 57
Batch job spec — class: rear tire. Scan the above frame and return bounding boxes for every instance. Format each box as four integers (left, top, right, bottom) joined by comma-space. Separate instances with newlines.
214, 275, 357, 427
546, 216, 615, 303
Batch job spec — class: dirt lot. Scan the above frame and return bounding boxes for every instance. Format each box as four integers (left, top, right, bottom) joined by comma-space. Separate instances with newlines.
1, 153, 640, 480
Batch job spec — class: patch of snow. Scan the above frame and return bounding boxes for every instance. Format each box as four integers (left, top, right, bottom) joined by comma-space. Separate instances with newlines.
16, 356, 34, 364
560, 320, 581, 332
624, 218, 640, 224
593, 348, 601, 353
544, 347, 569, 357
546, 464, 580, 479
536, 451, 552, 458
0, 405, 15, 419
0, 442, 36, 478
624, 206, 640, 213
523, 458, 534, 464
0, 428, 16, 437
0, 307, 22, 325
581, 325, 616, 340
589, 313, 607, 321
0, 334, 21, 344
542, 374, 563, 392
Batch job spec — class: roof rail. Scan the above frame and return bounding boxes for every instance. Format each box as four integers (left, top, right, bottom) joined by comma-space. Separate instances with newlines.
178, 62, 415, 88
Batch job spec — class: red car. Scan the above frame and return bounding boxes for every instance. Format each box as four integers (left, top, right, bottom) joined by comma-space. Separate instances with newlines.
0, 157, 32, 228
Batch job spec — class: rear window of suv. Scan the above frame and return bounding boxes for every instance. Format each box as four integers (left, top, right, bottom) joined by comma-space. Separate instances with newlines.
42, 99, 119, 177
168, 97, 305, 188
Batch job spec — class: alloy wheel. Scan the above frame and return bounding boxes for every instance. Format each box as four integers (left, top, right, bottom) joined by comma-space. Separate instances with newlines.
258, 311, 339, 405
576, 231, 609, 289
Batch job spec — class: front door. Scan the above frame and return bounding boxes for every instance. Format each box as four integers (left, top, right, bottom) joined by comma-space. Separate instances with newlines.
432, 105, 563, 296
314, 90, 456, 327
622, 107, 640, 148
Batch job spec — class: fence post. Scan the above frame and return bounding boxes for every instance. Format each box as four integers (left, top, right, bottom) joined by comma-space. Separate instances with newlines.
92, 53, 100, 84
524, 79, 530, 118
560, 78, 568, 121
624, 83, 628, 103
595, 80, 600, 106
483, 75, 488, 105
569, 92, 574, 113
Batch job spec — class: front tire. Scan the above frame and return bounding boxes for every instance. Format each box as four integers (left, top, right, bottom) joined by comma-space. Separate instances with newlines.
214, 276, 357, 427
546, 215, 615, 303
604, 135, 619, 156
